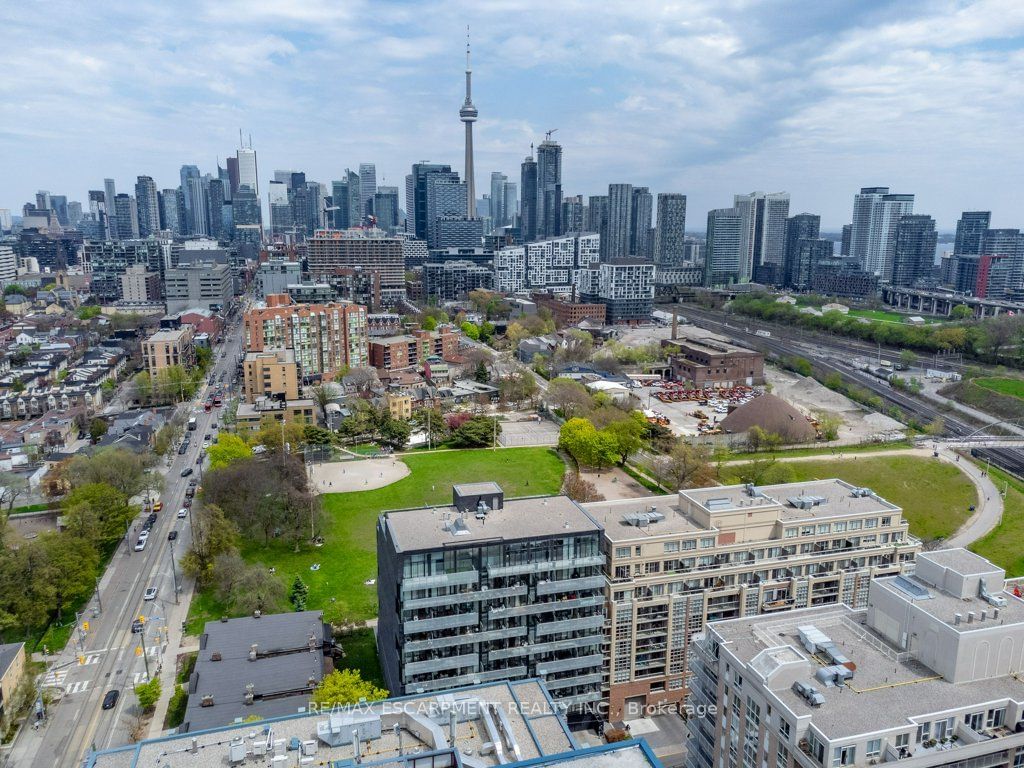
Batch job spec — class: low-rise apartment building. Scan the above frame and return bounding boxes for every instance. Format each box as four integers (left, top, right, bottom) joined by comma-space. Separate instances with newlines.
141, 326, 195, 379
235, 396, 316, 432
377, 483, 607, 711
686, 549, 1024, 768
585, 480, 919, 720
243, 349, 300, 403
369, 328, 460, 372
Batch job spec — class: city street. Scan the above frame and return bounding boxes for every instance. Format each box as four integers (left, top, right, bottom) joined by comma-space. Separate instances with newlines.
6, 324, 243, 768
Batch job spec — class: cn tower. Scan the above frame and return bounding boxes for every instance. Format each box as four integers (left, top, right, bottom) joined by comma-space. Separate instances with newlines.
459, 27, 478, 219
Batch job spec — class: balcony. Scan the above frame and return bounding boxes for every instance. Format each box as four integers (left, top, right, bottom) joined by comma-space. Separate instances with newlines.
402, 570, 479, 593
404, 652, 478, 676
404, 625, 527, 653
556, 690, 603, 707
527, 637, 603, 656
535, 615, 605, 637
488, 645, 533, 662
487, 555, 604, 578
536, 575, 605, 596
488, 595, 604, 619
406, 665, 527, 693
534, 653, 604, 675
404, 611, 478, 634
542, 671, 604, 689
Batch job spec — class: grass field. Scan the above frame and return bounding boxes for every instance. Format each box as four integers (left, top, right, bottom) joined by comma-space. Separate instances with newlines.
847, 309, 944, 324
337, 628, 387, 689
724, 455, 976, 542
724, 440, 913, 462
974, 377, 1024, 401
969, 464, 1024, 577
186, 447, 565, 633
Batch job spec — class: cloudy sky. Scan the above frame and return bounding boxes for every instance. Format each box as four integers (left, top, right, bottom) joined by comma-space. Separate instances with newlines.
2, 0, 1023, 230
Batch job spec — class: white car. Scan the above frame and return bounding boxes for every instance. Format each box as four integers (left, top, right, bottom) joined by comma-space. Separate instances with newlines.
177, 508, 188, 519
134, 537, 147, 552
143, 587, 157, 601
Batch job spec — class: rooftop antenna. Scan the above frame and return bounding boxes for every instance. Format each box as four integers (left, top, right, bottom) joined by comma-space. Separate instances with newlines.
239, 128, 244, 148
248, 132, 253, 149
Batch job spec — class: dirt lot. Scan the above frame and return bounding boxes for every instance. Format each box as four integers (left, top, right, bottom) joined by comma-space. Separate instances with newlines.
766, 367, 904, 443
309, 458, 410, 493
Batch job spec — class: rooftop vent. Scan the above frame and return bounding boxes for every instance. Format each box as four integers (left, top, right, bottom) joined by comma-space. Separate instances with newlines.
200, 694, 214, 707
706, 497, 732, 511
623, 510, 666, 527
792, 680, 825, 707
979, 580, 1008, 608
850, 487, 874, 498
445, 517, 471, 536
787, 495, 826, 510
892, 575, 932, 600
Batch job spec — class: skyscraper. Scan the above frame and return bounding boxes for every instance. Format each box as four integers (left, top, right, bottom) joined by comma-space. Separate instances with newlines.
372, 187, 400, 234
268, 181, 292, 235
734, 191, 790, 283
459, 31, 478, 219
782, 213, 821, 289
425, 174, 468, 248
104, 178, 119, 239
207, 178, 226, 240
502, 181, 517, 228
587, 195, 609, 256
489, 172, 508, 227
179, 165, 201, 234
890, 214, 937, 288
226, 157, 240, 196
605, 183, 633, 260
536, 136, 562, 238
561, 195, 584, 234
630, 187, 653, 260
114, 194, 139, 239
345, 169, 361, 229
849, 186, 914, 278
954, 211, 991, 256
520, 154, 538, 242
359, 163, 377, 215
236, 147, 258, 195
703, 207, 742, 286
411, 163, 453, 240
654, 193, 686, 266
134, 176, 160, 237
186, 176, 208, 236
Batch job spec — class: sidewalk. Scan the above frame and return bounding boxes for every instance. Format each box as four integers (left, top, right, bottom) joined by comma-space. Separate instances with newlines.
146, 574, 197, 738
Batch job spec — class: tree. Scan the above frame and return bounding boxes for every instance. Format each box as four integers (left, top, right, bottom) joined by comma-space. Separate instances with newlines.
816, 412, 843, 442
76, 305, 102, 321
207, 433, 252, 470
289, 576, 309, 611
559, 418, 617, 469
460, 321, 480, 341
233, 565, 286, 615
89, 418, 109, 442
499, 370, 539, 405
601, 412, 646, 465
134, 678, 162, 712
344, 367, 380, 395
310, 383, 340, 423
734, 457, 795, 486
312, 669, 388, 708
653, 442, 715, 490
421, 315, 438, 331
181, 504, 238, 584
450, 416, 501, 448
561, 472, 604, 502
68, 447, 153, 499
474, 360, 490, 383
0, 472, 29, 514
62, 483, 132, 547
378, 418, 411, 450
951, 304, 973, 320
545, 378, 595, 418
924, 417, 945, 436
36, 532, 99, 623
899, 349, 916, 369
746, 426, 783, 453
552, 329, 593, 365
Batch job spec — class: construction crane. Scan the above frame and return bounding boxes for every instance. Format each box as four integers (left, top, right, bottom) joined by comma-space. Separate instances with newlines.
544, 128, 558, 142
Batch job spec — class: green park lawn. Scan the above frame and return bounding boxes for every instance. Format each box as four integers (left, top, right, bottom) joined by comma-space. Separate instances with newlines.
973, 377, 1024, 401
847, 309, 944, 325
723, 455, 976, 542
724, 440, 913, 462
969, 464, 1024, 577
186, 447, 565, 634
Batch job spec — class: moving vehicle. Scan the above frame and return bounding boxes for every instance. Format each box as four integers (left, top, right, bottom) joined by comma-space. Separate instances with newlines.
134, 537, 147, 552
167, 530, 178, 541
187, 417, 198, 431
181, 467, 193, 477
177, 508, 188, 518
203, 402, 212, 413
102, 690, 119, 710
178, 442, 188, 455
152, 502, 163, 512
755, 329, 771, 338
212, 397, 222, 407
143, 587, 157, 601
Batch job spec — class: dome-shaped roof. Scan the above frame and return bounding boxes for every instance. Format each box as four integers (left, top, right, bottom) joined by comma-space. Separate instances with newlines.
720, 393, 816, 443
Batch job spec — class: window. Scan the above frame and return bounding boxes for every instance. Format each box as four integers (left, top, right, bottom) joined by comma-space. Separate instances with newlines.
848, 520, 862, 530
778, 719, 791, 741
701, 537, 716, 548
966, 712, 984, 731
682, 539, 696, 550
832, 746, 855, 767
801, 526, 815, 536
615, 547, 630, 559
881, 516, 892, 526
785, 527, 798, 538
614, 566, 631, 579
776, 745, 789, 768
866, 740, 881, 758
664, 541, 680, 553
635, 546, 643, 556
865, 518, 878, 528
807, 732, 825, 765
645, 562, 661, 575
987, 707, 1006, 729
833, 521, 847, 533
895, 733, 909, 749
817, 524, 830, 535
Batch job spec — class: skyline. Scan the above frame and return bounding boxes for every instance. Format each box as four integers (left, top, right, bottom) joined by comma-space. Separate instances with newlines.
3, 1, 1024, 230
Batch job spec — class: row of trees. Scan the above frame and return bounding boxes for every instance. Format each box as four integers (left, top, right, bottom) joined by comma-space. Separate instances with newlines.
0, 447, 155, 641
131, 347, 213, 405
730, 293, 1024, 364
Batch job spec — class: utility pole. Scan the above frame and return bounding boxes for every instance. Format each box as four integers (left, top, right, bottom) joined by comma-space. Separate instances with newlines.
168, 540, 180, 604
94, 575, 103, 613
139, 621, 151, 680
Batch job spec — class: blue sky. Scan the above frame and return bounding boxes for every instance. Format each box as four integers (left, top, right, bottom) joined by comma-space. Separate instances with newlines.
2, 0, 1024, 230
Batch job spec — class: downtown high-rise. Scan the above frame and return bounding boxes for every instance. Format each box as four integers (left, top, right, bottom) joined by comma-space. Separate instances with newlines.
849, 186, 914, 279
655, 193, 687, 266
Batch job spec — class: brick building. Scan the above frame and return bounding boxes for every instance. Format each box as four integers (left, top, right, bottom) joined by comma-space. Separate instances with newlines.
532, 293, 607, 326
369, 328, 460, 372
243, 294, 368, 381
243, 349, 300, 403
663, 332, 765, 387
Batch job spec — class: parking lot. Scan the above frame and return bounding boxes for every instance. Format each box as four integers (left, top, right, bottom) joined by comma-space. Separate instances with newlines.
634, 383, 760, 437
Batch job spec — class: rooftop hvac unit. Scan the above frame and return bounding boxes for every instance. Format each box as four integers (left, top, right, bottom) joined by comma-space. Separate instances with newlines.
301, 740, 317, 756
850, 487, 873, 498
228, 741, 247, 765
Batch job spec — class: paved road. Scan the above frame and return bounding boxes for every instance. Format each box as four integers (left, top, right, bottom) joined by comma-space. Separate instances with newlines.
6, 324, 244, 768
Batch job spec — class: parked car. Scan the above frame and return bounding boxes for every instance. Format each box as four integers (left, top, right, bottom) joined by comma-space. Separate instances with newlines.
134, 537, 147, 552
102, 690, 119, 710
147, 512, 157, 524
143, 587, 157, 601
177, 508, 188, 519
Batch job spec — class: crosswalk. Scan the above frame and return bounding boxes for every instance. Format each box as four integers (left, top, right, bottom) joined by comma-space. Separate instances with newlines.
42, 669, 67, 688
66, 680, 90, 695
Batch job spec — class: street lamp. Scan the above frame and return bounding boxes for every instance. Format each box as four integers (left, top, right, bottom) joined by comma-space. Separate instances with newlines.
168, 539, 180, 605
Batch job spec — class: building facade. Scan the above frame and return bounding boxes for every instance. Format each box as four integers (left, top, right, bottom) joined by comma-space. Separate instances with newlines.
576, 260, 655, 324
423, 260, 494, 301
368, 328, 459, 371
377, 483, 606, 710
307, 229, 405, 306
163, 261, 233, 313
142, 327, 196, 379
242, 349, 300, 403
664, 334, 766, 387
495, 234, 600, 294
